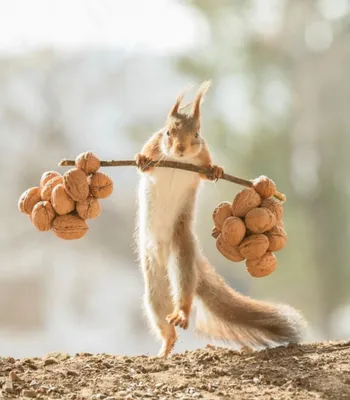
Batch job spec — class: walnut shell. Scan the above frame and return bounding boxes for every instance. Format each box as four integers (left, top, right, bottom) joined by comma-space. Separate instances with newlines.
211, 226, 220, 239
41, 176, 63, 201
63, 168, 89, 201
261, 197, 283, 221
232, 188, 261, 217
53, 214, 88, 240
76, 196, 102, 220
18, 187, 41, 215
265, 226, 287, 252
75, 151, 101, 174
213, 201, 232, 230
222, 217, 246, 247
252, 175, 276, 199
216, 234, 244, 262
276, 219, 285, 229
246, 252, 277, 278
31, 201, 56, 231
245, 208, 276, 234
40, 171, 61, 188
51, 184, 75, 215
89, 172, 113, 199
239, 234, 269, 260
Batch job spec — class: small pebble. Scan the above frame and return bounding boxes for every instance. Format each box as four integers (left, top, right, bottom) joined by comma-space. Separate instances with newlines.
22, 389, 37, 398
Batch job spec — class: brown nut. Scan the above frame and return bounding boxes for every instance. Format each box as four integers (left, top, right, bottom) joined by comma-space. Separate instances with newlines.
276, 219, 285, 229
213, 201, 232, 230
265, 226, 287, 252
76, 196, 102, 219
51, 184, 75, 215
252, 175, 276, 199
18, 187, 41, 215
53, 214, 88, 240
211, 226, 221, 239
75, 151, 101, 174
222, 217, 246, 247
245, 208, 276, 234
63, 168, 89, 201
216, 234, 244, 262
89, 172, 113, 199
261, 197, 283, 221
31, 201, 56, 231
246, 252, 277, 278
41, 176, 63, 201
40, 171, 61, 188
239, 234, 269, 260
232, 188, 261, 217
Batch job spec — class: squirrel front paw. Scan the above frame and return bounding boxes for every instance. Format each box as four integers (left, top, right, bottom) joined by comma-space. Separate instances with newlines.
166, 309, 189, 330
206, 164, 224, 181
135, 153, 153, 172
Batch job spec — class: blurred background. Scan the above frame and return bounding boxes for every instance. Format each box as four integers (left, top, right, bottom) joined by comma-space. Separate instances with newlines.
1, 0, 350, 358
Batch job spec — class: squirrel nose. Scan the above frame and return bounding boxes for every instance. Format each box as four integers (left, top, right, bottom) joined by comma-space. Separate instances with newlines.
177, 145, 185, 153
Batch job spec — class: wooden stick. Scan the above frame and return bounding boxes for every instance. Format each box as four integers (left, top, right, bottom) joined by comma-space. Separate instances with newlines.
58, 158, 286, 202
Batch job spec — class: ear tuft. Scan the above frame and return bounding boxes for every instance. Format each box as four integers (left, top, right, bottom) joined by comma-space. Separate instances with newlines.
191, 80, 212, 120
169, 84, 193, 117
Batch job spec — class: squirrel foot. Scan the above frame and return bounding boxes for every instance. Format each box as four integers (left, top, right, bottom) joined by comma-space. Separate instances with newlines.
207, 164, 224, 181
135, 153, 153, 172
166, 309, 189, 330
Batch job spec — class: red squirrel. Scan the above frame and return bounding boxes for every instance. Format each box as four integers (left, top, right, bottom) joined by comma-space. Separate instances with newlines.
134, 81, 306, 357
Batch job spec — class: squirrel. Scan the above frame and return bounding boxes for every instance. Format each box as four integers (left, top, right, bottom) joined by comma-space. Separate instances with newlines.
134, 81, 306, 358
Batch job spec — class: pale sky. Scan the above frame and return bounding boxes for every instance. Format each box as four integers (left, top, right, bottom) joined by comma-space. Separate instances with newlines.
0, 0, 207, 54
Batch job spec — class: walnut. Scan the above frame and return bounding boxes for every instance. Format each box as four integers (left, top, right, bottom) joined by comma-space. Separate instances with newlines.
265, 226, 287, 252
88, 172, 113, 199
222, 216, 246, 247
232, 188, 261, 217
75, 151, 101, 174
51, 184, 75, 215
252, 175, 276, 199
41, 176, 63, 201
53, 214, 88, 240
246, 252, 277, 277
76, 196, 102, 220
239, 234, 269, 260
245, 208, 276, 234
216, 234, 244, 262
212, 201, 232, 230
211, 226, 220, 239
276, 219, 285, 229
31, 201, 56, 231
261, 197, 283, 221
40, 171, 61, 188
63, 168, 89, 201
18, 187, 41, 215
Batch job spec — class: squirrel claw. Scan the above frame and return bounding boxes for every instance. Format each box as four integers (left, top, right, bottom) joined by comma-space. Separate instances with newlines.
207, 165, 224, 181
135, 153, 153, 172
166, 309, 189, 330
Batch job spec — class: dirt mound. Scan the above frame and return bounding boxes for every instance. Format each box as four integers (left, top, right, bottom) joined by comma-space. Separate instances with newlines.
0, 341, 350, 399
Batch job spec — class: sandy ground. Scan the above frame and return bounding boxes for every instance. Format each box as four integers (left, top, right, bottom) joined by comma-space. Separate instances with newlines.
1, 341, 350, 399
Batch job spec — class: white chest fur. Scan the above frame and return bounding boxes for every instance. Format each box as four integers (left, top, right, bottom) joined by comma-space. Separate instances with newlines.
138, 166, 199, 244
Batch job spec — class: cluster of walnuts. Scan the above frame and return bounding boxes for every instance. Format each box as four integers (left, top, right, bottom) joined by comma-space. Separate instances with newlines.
18, 152, 113, 240
212, 176, 287, 278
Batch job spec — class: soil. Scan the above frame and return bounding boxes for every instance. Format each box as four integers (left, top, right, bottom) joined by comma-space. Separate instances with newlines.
1, 341, 350, 400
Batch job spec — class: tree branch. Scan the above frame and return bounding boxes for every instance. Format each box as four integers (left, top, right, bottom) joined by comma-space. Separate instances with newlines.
58, 158, 286, 202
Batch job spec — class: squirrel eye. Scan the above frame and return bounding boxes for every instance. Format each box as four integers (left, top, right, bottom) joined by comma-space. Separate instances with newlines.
194, 132, 199, 138
166, 131, 170, 136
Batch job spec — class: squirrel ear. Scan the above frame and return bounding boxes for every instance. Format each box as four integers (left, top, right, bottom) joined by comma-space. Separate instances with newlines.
191, 80, 212, 120
169, 84, 193, 117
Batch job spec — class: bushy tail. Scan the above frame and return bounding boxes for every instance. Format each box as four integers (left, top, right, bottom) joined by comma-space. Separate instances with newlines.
195, 257, 307, 348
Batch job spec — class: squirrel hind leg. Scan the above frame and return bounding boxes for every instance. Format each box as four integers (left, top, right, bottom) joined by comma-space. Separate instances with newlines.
158, 325, 178, 358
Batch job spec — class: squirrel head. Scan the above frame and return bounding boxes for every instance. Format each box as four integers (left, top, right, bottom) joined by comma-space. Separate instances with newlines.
161, 80, 211, 160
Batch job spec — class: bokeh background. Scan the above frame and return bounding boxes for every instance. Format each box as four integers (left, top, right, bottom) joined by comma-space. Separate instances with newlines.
1, 0, 349, 358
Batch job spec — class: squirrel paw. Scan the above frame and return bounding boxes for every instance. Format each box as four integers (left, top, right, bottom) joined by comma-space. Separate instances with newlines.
206, 164, 224, 181
166, 309, 189, 330
135, 153, 153, 172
